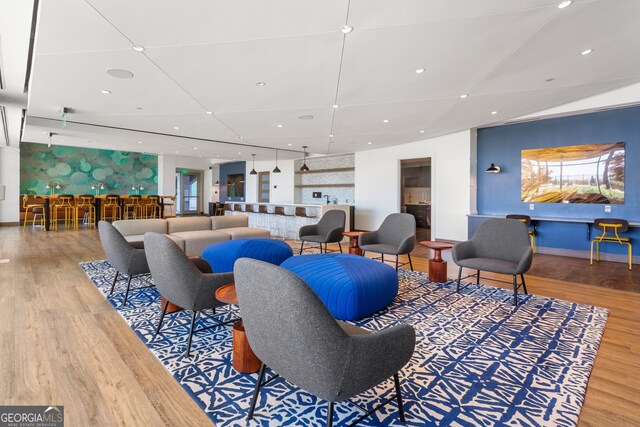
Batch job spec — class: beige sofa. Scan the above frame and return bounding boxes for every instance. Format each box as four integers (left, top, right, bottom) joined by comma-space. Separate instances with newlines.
112, 215, 270, 256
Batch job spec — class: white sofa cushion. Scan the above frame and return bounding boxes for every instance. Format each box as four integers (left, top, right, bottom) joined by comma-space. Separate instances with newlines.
211, 215, 248, 229
217, 227, 271, 240
113, 218, 167, 236
167, 216, 212, 234
170, 230, 230, 256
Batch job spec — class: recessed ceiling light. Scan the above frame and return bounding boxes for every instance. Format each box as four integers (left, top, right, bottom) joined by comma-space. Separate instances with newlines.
415, 68, 425, 74
298, 114, 314, 120
333, 104, 340, 109
237, 152, 241, 155
239, 136, 244, 139
137, 141, 143, 144
383, 119, 389, 123
206, 111, 213, 115
132, 45, 145, 52
367, 141, 372, 145
256, 82, 266, 86
460, 94, 468, 99
217, 154, 220, 157
288, 143, 292, 146
193, 147, 198, 150
558, 1, 572, 9
491, 111, 498, 115
581, 49, 593, 56
173, 126, 180, 130
198, 156, 203, 158
100, 90, 111, 94
341, 25, 353, 34
175, 150, 179, 154
277, 124, 283, 128
329, 134, 333, 138
106, 68, 134, 79
419, 130, 425, 133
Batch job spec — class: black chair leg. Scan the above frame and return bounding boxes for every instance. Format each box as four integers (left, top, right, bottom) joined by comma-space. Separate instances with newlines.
123, 275, 133, 305
521, 274, 528, 294
299, 241, 304, 255
513, 275, 518, 306
327, 401, 334, 427
110, 271, 119, 295
456, 267, 462, 292
476, 270, 480, 284
319, 243, 323, 254
155, 300, 169, 337
393, 373, 406, 423
248, 363, 266, 420
185, 310, 198, 357
381, 254, 384, 263
338, 242, 343, 253
408, 253, 413, 271
395, 255, 399, 271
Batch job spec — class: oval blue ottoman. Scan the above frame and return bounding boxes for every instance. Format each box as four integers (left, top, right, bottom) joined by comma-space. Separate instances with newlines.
201, 239, 293, 273
280, 253, 398, 320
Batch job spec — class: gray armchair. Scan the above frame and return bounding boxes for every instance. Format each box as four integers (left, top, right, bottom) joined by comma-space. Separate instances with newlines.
234, 258, 415, 427
98, 220, 151, 306
452, 218, 533, 306
299, 209, 346, 254
359, 213, 416, 271
144, 232, 235, 357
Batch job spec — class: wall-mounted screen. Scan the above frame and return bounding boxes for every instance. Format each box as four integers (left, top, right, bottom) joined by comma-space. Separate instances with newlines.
227, 173, 245, 198
521, 142, 624, 204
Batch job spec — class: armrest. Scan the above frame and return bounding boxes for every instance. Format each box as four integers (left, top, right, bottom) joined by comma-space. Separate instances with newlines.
189, 256, 213, 273
358, 231, 378, 246
396, 234, 416, 254
193, 272, 235, 310
516, 247, 534, 274
299, 224, 318, 238
325, 226, 346, 243
451, 240, 474, 263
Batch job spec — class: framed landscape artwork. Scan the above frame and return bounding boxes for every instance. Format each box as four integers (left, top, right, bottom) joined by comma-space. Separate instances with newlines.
521, 142, 625, 204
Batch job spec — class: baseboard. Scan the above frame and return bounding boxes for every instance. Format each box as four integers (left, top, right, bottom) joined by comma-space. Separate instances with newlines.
537, 246, 638, 265
0, 222, 20, 227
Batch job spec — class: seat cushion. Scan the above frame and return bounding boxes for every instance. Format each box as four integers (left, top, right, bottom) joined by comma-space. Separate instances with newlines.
455, 257, 520, 275
201, 238, 293, 273
280, 254, 398, 321
211, 215, 249, 229
300, 234, 327, 244
167, 216, 212, 233
170, 230, 230, 256
217, 227, 271, 240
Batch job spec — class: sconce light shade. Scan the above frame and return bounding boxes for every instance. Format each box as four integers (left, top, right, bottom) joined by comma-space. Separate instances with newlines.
486, 163, 501, 173
300, 145, 310, 172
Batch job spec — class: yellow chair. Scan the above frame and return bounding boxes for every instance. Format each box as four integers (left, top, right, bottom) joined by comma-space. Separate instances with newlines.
102, 194, 121, 222
51, 194, 76, 231
143, 195, 162, 218
590, 218, 632, 270
506, 214, 536, 254
22, 195, 46, 231
75, 194, 96, 229
124, 195, 143, 219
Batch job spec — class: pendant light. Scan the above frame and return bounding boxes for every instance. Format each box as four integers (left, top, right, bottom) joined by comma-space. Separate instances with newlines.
273, 149, 281, 173
300, 146, 310, 172
250, 154, 257, 175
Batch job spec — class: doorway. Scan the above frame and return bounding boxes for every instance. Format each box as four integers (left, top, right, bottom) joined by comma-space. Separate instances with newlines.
175, 169, 204, 215
258, 171, 270, 203
400, 158, 432, 239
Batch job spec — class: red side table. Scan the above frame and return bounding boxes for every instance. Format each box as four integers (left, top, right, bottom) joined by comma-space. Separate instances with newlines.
419, 241, 454, 282
342, 231, 364, 256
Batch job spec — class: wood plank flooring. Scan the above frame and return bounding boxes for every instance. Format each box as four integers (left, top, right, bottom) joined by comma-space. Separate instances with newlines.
0, 226, 638, 426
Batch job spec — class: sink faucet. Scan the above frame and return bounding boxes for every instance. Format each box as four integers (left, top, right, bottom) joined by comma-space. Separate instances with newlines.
323, 195, 330, 205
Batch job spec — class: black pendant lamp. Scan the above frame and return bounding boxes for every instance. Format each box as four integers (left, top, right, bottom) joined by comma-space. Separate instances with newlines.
273, 149, 281, 173
300, 145, 310, 172
250, 154, 257, 175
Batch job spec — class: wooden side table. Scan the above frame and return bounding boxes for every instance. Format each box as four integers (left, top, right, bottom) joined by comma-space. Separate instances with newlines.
419, 241, 454, 282
215, 284, 262, 374
343, 231, 364, 256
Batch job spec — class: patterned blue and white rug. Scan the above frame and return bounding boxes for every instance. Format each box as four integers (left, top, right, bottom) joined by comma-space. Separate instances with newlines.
80, 260, 607, 427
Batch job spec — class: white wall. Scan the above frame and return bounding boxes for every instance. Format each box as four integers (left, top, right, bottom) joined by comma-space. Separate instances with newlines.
0, 146, 20, 223
355, 130, 473, 241
244, 159, 295, 204
158, 154, 216, 208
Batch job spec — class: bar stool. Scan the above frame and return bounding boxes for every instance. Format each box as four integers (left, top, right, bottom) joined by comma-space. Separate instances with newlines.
590, 218, 632, 270
52, 194, 76, 231
215, 202, 225, 216
143, 195, 162, 218
225, 203, 233, 213
75, 194, 96, 229
162, 196, 176, 218
22, 195, 46, 231
124, 195, 143, 219
506, 214, 536, 254
234, 203, 244, 212
102, 194, 121, 222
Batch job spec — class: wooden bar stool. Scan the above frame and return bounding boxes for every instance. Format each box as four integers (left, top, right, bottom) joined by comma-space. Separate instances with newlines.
215, 202, 225, 216
75, 194, 96, 229
124, 195, 143, 219
52, 194, 76, 231
143, 195, 162, 218
590, 218, 632, 270
22, 195, 46, 231
102, 194, 121, 222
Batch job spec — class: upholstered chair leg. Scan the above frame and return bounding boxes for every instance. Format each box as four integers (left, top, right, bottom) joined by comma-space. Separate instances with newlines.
248, 363, 266, 420
110, 271, 119, 295
512, 275, 518, 306
155, 300, 169, 337
476, 270, 480, 284
456, 267, 462, 292
408, 254, 413, 271
338, 242, 343, 253
521, 274, 528, 294
393, 373, 406, 422
327, 401, 334, 427
395, 255, 399, 271
299, 241, 304, 255
123, 275, 133, 306
381, 254, 384, 263
185, 311, 198, 357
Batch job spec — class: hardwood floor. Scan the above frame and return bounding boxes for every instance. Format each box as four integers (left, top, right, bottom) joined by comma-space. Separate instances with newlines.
1, 226, 638, 426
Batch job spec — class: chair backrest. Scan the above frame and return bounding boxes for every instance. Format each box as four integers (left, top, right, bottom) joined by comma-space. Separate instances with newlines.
506, 214, 531, 226
470, 218, 531, 262
98, 220, 134, 273
234, 204, 243, 211
594, 218, 629, 233
295, 207, 307, 217
245, 204, 255, 213
258, 204, 268, 214
127, 195, 141, 202
104, 194, 120, 205
274, 206, 285, 215
376, 213, 416, 247
234, 258, 351, 401
317, 209, 346, 236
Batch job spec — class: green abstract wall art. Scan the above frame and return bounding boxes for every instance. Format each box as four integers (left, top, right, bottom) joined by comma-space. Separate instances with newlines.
20, 142, 158, 195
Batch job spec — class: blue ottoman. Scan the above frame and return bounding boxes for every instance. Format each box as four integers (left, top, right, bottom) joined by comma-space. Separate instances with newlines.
202, 239, 293, 273
280, 253, 398, 320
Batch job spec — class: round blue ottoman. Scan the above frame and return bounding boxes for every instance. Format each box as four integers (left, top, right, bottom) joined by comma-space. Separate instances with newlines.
280, 253, 398, 320
201, 239, 293, 273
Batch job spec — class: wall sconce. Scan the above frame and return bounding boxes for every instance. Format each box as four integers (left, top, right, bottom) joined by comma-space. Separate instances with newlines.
273, 149, 281, 173
300, 146, 310, 172
45, 182, 61, 195
250, 154, 257, 175
131, 184, 145, 195
91, 182, 106, 196
486, 163, 501, 173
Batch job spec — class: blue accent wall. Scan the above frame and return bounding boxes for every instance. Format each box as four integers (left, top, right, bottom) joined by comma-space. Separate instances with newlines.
477, 105, 640, 257
219, 161, 246, 202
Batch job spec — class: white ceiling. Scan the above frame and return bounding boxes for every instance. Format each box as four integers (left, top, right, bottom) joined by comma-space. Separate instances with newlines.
17, 0, 640, 161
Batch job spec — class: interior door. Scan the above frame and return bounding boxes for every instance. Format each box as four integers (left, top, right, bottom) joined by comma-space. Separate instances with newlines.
176, 169, 203, 214
258, 172, 270, 203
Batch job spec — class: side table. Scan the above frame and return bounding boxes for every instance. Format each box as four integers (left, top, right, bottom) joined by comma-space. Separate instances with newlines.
215, 283, 262, 374
419, 241, 454, 283
342, 231, 364, 256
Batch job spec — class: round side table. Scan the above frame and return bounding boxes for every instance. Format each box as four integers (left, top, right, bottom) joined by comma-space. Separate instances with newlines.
419, 241, 454, 283
342, 231, 364, 256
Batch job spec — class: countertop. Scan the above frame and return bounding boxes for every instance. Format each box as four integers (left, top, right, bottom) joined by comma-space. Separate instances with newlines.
404, 203, 431, 206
